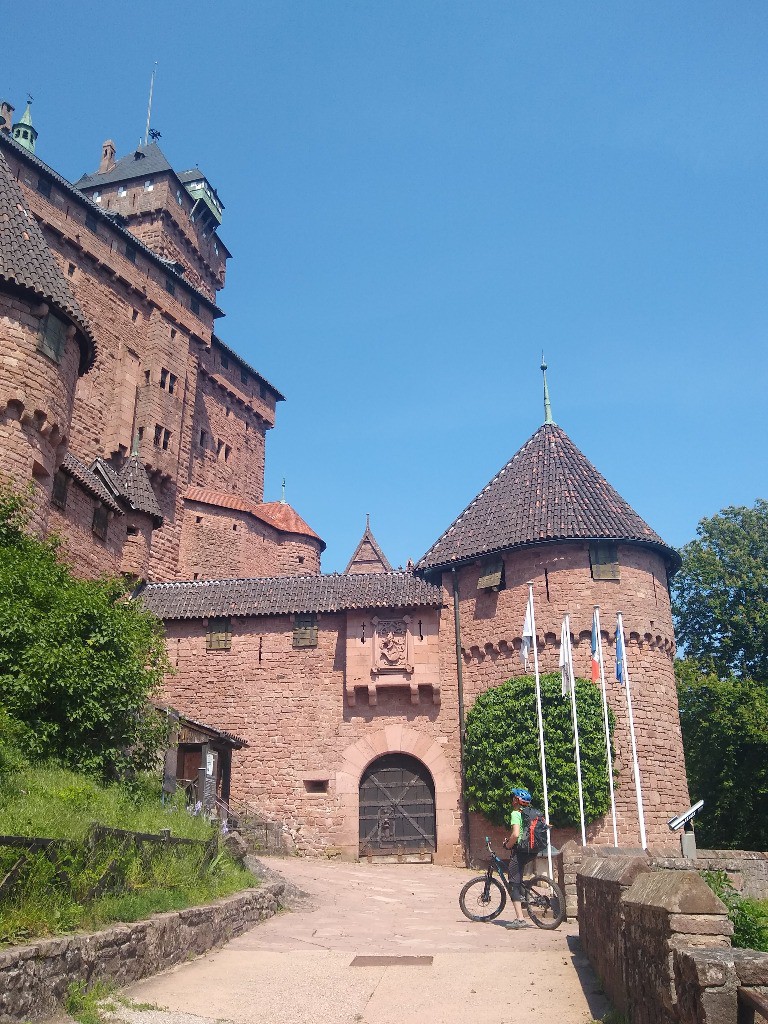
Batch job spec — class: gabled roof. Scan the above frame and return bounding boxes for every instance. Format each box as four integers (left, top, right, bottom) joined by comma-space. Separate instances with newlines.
0, 150, 96, 373
345, 519, 392, 574
184, 487, 324, 549
75, 143, 174, 189
138, 571, 443, 621
60, 453, 123, 513
94, 456, 163, 524
417, 422, 678, 572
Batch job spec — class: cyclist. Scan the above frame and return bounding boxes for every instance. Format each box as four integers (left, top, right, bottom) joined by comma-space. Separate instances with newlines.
503, 787, 537, 928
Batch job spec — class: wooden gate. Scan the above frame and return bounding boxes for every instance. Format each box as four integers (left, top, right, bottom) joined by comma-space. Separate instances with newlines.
359, 753, 436, 858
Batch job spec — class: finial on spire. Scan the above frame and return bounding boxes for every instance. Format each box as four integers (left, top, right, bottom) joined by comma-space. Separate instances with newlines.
131, 430, 141, 456
541, 353, 554, 425
12, 97, 37, 154
366, 513, 370, 530
281, 478, 286, 504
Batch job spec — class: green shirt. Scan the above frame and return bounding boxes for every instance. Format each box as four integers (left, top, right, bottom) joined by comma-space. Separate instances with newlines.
510, 809, 523, 829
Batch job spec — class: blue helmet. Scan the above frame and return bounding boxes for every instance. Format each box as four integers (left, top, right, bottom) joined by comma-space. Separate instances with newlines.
511, 788, 532, 804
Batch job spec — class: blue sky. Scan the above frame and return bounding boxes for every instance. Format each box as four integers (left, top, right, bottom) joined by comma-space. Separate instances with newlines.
6, 2, 767, 572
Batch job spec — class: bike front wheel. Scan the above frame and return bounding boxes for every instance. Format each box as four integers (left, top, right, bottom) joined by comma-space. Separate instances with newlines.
524, 874, 565, 929
459, 875, 507, 922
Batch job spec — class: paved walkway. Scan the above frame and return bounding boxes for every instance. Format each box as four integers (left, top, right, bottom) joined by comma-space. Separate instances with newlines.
119, 857, 610, 1024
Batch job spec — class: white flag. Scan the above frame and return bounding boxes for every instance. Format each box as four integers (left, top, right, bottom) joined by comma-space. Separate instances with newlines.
520, 597, 533, 668
560, 617, 573, 696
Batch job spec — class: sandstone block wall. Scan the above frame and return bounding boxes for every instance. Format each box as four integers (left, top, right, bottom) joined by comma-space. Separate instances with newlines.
0, 883, 283, 1024
445, 542, 689, 853
653, 850, 768, 901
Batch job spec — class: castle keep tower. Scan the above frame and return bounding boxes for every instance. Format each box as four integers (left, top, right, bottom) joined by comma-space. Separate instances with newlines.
418, 390, 689, 852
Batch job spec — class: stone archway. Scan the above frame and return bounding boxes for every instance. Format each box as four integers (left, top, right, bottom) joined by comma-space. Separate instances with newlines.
333, 726, 461, 865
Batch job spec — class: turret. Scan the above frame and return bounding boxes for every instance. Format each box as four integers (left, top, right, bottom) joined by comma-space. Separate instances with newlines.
12, 101, 37, 154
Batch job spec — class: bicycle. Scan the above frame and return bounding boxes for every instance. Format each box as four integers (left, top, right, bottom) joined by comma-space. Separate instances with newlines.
458, 836, 565, 930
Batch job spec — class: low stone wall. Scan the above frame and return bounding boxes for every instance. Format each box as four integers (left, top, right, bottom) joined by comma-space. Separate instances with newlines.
0, 883, 284, 1024
562, 840, 646, 919
653, 849, 768, 900
674, 947, 768, 1024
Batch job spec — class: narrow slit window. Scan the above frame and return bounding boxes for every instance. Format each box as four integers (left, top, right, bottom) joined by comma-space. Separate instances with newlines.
51, 469, 69, 509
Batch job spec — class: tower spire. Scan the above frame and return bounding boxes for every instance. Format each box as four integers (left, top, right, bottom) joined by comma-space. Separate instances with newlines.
281, 478, 286, 504
541, 354, 554, 425
12, 97, 37, 154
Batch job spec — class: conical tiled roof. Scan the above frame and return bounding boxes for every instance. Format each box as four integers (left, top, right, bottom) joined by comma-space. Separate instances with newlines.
0, 150, 95, 372
345, 519, 392, 574
417, 423, 678, 572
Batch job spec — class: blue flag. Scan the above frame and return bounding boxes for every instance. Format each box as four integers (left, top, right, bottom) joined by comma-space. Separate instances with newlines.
615, 625, 626, 686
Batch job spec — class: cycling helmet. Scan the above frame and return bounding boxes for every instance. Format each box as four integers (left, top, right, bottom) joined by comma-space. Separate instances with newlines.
511, 787, 532, 804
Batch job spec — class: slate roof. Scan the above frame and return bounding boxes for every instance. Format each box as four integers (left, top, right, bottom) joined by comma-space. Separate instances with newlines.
74, 143, 174, 189
184, 487, 324, 547
345, 520, 393, 574
61, 453, 123, 513
417, 422, 679, 572
139, 571, 443, 620
0, 150, 96, 373
0, 132, 223, 319
94, 456, 163, 524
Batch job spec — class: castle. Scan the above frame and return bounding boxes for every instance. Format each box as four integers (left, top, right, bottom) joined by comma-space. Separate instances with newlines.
0, 101, 690, 863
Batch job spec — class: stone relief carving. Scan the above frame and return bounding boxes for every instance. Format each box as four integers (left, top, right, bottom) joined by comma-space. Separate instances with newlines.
372, 615, 412, 675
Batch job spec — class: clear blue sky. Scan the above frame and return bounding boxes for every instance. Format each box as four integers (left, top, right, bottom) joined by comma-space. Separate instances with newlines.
6, 2, 767, 572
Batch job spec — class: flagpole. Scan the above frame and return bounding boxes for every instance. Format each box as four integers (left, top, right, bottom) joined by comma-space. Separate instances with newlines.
528, 582, 553, 879
564, 615, 586, 846
594, 606, 618, 847
617, 612, 647, 850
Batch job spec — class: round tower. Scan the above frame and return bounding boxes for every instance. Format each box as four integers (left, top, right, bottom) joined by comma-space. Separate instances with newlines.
0, 150, 95, 533
418, 372, 689, 853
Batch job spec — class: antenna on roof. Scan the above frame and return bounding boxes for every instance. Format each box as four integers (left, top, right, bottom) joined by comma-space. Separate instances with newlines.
144, 62, 158, 147
541, 353, 555, 425
281, 478, 286, 504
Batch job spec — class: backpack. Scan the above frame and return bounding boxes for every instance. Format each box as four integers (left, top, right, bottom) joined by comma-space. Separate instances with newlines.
520, 806, 548, 854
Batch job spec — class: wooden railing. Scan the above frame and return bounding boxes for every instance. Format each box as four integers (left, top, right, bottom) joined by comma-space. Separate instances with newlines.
739, 987, 768, 1024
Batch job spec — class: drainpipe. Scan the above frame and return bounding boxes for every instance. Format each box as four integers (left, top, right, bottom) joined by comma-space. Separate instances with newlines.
452, 568, 470, 866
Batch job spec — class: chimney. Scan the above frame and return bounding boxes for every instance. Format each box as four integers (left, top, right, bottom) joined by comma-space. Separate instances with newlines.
99, 139, 116, 174
0, 102, 14, 134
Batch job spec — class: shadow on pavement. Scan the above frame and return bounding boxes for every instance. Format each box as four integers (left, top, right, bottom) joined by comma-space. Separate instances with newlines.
566, 933, 612, 1020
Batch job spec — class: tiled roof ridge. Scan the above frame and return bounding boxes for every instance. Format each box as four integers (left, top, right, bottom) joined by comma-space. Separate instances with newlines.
61, 452, 123, 513
0, 149, 96, 373
139, 569, 443, 620
184, 486, 324, 546
417, 422, 676, 571
0, 132, 224, 318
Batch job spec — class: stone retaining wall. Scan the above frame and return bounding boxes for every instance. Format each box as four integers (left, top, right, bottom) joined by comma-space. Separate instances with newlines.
654, 849, 768, 900
0, 883, 284, 1024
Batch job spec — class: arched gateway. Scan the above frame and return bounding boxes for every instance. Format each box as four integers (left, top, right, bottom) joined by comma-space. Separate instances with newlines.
359, 753, 436, 858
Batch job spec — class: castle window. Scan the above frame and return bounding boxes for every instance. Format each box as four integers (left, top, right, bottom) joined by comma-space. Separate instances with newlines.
126, 525, 138, 536
36, 178, 51, 199
207, 617, 232, 652
92, 505, 109, 541
190, 297, 200, 316
38, 313, 68, 363
117, 186, 127, 197
165, 278, 175, 296
153, 424, 163, 447
132, 309, 139, 322
240, 369, 248, 386
92, 191, 101, 203
125, 244, 137, 264
162, 429, 171, 451
51, 469, 69, 510
590, 543, 620, 581
160, 368, 168, 390
199, 429, 207, 448
217, 439, 224, 457
85, 211, 99, 233
168, 374, 177, 395
293, 613, 318, 649
224, 445, 231, 462
67, 263, 75, 277
176, 190, 183, 205
144, 179, 154, 191
477, 558, 505, 592
221, 354, 229, 370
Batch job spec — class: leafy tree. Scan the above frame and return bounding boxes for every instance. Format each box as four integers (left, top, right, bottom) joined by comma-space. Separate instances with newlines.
676, 659, 768, 850
671, 499, 768, 683
463, 674, 614, 828
0, 484, 170, 779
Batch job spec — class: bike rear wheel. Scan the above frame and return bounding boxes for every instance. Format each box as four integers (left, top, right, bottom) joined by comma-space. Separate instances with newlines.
459, 875, 507, 922
523, 874, 565, 929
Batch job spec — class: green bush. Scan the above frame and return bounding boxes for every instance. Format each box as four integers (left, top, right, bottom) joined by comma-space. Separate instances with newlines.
703, 870, 768, 951
463, 674, 615, 828
0, 482, 170, 780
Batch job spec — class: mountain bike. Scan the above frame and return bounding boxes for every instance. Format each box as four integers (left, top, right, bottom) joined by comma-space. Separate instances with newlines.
458, 837, 565, 930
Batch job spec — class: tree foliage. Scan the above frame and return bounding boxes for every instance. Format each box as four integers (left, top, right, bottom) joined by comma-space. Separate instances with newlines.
676, 659, 768, 851
671, 499, 768, 683
0, 484, 170, 779
463, 674, 614, 828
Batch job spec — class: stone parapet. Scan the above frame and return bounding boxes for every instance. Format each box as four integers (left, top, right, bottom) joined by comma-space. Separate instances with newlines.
0, 883, 283, 1024
652, 849, 768, 900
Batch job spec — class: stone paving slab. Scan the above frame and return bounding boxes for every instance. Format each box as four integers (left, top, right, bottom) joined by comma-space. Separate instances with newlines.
121, 857, 610, 1024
